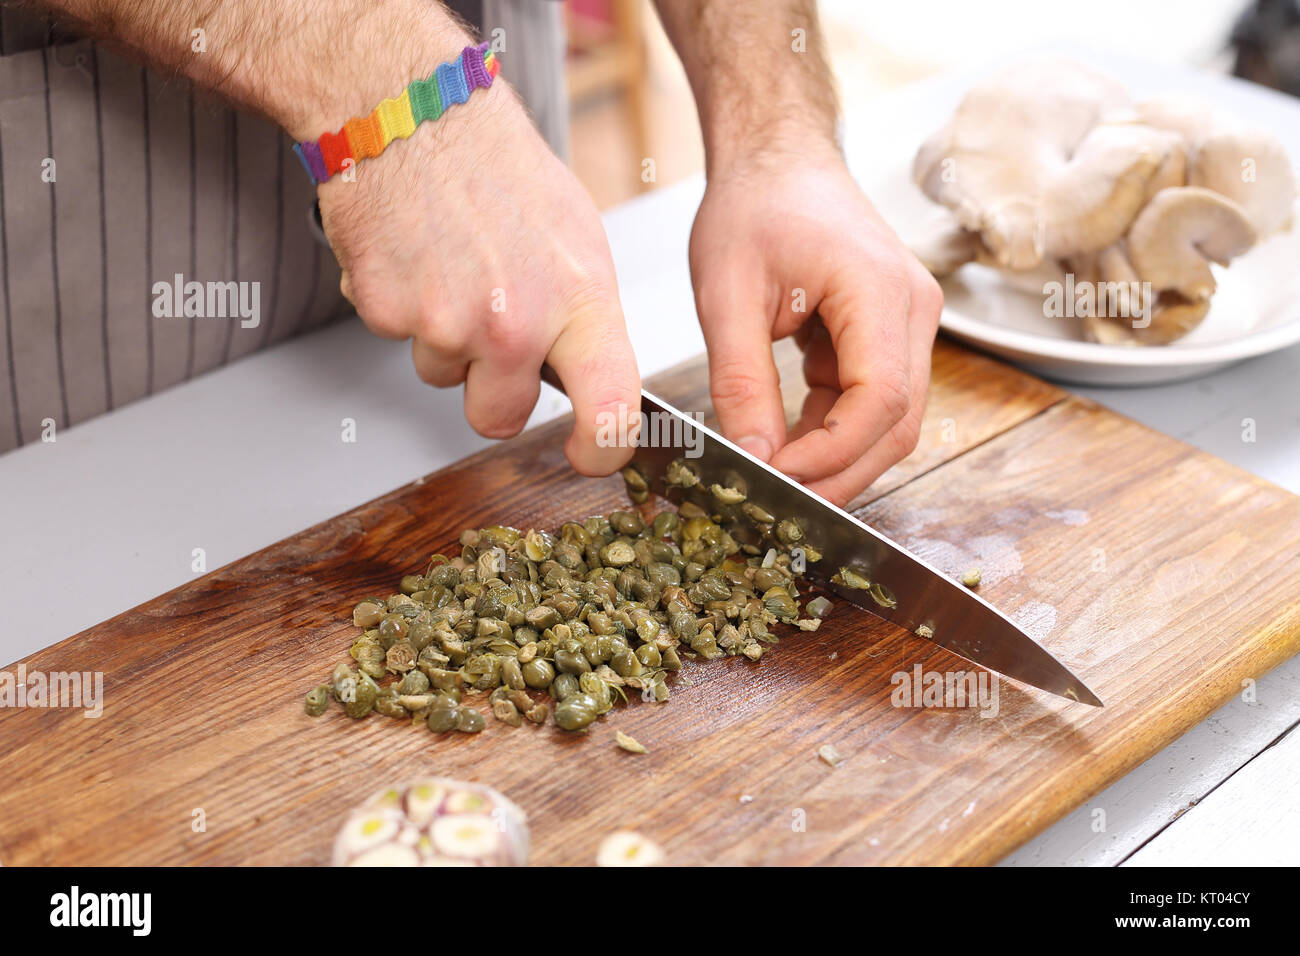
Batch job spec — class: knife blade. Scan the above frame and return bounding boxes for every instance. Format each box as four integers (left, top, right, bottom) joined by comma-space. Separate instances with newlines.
541, 368, 1102, 706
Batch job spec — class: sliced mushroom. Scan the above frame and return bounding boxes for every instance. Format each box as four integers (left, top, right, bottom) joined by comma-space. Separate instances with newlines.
1143, 294, 1212, 345
1126, 186, 1256, 302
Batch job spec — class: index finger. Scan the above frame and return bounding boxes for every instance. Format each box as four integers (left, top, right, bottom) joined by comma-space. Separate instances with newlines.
546, 294, 642, 476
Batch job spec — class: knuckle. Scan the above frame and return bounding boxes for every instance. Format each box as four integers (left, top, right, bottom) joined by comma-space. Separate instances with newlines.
879, 268, 913, 311
580, 373, 638, 423
560, 272, 619, 323
912, 271, 944, 324
851, 252, 912, 308
710, 359, 767, 410
482, 309, 539, 361
352, 293, 405, 340
871, 368, 912, 425
893, 411, 923, 457
417, 303, 469, 355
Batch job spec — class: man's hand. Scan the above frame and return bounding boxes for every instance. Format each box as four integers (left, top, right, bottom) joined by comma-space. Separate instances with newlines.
40, 0, 641, 476
689, 148, 942, 506
318, 77, 641, 476
655, 0, 942, 506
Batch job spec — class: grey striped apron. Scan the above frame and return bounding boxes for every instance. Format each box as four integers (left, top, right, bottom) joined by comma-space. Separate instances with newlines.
0, 0, 567, 454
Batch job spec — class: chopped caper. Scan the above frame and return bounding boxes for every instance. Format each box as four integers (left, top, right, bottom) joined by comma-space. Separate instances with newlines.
304, 685, 330, 717
345, 671, 379, 719
311, 494, 875, 743
805, 596, 833, 619
615, 730, 648, 754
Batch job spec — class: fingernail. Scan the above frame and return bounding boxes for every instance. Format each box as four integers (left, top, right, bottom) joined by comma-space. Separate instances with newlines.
736, 434, 773, 462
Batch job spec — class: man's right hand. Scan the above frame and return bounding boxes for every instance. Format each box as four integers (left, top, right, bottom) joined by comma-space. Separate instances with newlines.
316, 75, 641, 476
41, 0, 640, 474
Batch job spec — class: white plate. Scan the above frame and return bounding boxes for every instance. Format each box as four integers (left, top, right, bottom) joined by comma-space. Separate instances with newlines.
848, 49, 1300, 386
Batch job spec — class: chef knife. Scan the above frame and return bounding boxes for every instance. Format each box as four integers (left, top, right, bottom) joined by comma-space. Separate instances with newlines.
541, 368, 1103, 707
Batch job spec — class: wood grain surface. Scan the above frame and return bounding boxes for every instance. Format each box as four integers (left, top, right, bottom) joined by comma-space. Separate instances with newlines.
1, 342, 1297, 866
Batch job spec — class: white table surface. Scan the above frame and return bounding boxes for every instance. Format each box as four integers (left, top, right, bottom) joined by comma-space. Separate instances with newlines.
3, 51, 1297, 867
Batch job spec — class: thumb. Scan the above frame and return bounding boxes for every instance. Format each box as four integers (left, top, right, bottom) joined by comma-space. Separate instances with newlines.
696, 277, 787, 462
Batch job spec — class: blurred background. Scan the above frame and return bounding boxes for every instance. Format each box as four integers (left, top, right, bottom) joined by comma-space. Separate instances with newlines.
565, 0, 1300, 208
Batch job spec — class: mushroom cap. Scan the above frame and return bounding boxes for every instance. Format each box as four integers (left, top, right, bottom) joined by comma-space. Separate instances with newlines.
912, 58, 1132, 270
1132, 94, 1226, 146
1127, 186, 1256, 301
1041, 123, 1185, 258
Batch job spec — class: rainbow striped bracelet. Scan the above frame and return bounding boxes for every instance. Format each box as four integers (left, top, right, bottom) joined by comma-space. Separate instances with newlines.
292, 42, 500, 185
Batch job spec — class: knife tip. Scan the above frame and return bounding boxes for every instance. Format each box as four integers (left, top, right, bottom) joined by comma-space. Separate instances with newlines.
1064, 683, 1105, 707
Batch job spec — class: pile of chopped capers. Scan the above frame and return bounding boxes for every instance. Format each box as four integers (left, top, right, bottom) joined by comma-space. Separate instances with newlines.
306, 460, 834, 735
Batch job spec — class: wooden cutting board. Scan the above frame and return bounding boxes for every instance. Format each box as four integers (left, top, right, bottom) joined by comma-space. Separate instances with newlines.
3, 339, 1298, 866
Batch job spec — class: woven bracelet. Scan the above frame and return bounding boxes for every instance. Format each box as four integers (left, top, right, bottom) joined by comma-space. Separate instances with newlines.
292, 42, 500, 185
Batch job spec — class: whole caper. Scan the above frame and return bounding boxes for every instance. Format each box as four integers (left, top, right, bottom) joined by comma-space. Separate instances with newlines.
652, 511, 679, 536
609, 511, 644, 536
501, 657, 526, 690
522, 658, 555, 689
550, 672, 581, 701
397, 669, 431, 696
456, 708, 486, 733
610, 647, 643, 678
406, 620, 435, 653
753, 567, 787, 592
377, 614, 408, 647
352, 600, 385, 628
427, 698, 460, 733
555, 647, 592, 676
554, 693, 599, 731
636, 643, 662, 668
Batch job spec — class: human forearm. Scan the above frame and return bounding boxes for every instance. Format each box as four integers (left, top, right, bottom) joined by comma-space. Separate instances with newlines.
652, 0, 839, 175
29, 0, 475, 139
